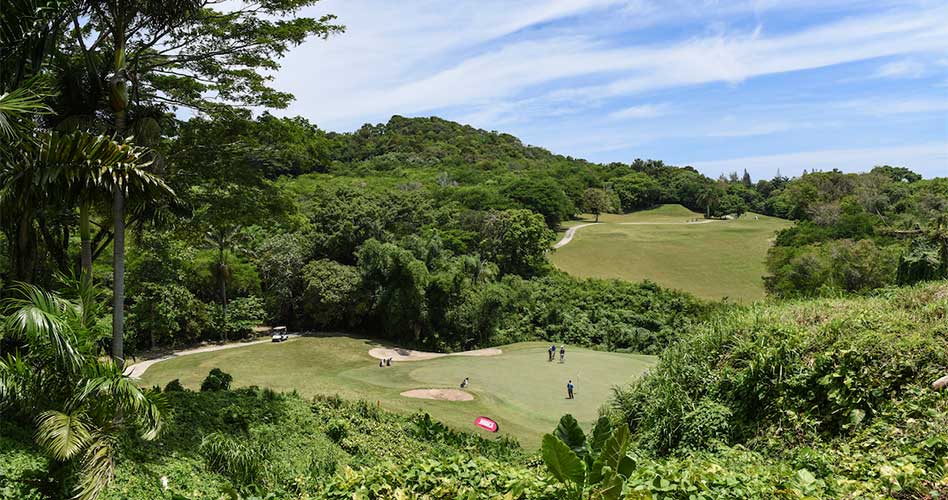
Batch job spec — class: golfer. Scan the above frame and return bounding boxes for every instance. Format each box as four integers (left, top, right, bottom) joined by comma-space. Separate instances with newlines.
560, 345, 566, 363
567, 380, 574, 399
460, 377, 469, 388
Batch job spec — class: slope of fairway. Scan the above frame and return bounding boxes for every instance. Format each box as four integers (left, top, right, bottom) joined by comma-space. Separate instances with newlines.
140, 336, 654, 448
550, 205, 792, 302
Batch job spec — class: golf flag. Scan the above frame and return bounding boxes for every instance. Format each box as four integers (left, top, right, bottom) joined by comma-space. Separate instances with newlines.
474, 416, 499, 432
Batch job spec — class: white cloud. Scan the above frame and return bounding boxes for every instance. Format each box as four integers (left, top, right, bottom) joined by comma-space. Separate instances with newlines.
690, 142, 948, 179
277, 2, 948, 130
873, 59, 927, 78
705, 121, 795, 137
836, 98, 948, 115
608, 103, 672, 119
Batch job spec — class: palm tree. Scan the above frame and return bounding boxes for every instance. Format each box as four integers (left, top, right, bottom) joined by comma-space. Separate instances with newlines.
0, 103, 168, 368
0, 283, 166, 500
99, 160, 175, 367
696, 185, 722, 219
205, 224, 245, 340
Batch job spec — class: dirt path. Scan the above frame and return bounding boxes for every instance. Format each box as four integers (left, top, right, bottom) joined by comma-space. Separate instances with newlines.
368, 346, 502, 362
124, 335, 300, 379
553, 219, 720, 249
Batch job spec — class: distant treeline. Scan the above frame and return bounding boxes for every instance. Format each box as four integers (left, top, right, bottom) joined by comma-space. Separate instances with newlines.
3, 114, 945, 354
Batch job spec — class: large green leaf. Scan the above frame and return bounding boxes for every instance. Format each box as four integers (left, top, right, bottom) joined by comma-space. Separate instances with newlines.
589, 416, 611, 453
34, 410, 91, 460
73, 433, 115, 500
590, 472, 624, 500
617, 454, 637, 478
588, 425, 629, 486
541, 433, 586, 490
554, 413, 587, 455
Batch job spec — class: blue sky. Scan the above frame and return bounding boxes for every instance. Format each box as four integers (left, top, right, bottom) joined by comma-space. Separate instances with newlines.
270, 0, 948, 179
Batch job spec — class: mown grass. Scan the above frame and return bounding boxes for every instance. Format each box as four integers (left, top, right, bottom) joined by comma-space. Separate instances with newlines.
551, 204, 792, 302
140, 337, 655, 449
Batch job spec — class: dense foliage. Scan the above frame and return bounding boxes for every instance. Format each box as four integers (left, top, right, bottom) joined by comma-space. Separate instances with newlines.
762, 170, 948, 297
612, 281, 948, 498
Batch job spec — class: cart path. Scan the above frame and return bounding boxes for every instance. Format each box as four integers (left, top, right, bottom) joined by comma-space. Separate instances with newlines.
124, 335, 300, 379
553, 223, 596, 248
553, 219, 720, 249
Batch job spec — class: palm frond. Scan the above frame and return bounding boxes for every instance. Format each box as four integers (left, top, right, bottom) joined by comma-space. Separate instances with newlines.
2, 282, 83, 371
0, 80, 51, 138
0, 353, 32, 408
71, 432, 115, 500
78, 362, 165, 440
34, 409, 91, 460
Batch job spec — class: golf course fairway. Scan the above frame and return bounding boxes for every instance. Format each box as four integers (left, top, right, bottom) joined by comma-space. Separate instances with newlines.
139, 336, 655, 448
550, 205, 792, 302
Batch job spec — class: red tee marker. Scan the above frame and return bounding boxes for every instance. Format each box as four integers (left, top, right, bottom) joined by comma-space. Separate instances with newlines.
474, 416, 499, 432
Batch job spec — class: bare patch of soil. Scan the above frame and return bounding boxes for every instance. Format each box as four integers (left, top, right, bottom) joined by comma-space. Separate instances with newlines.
400, 388, 474, 401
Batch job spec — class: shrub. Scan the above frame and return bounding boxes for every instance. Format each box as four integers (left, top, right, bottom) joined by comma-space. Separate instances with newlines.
681, 398, 732, 450
200, 432, 269, 487
164, 379, 186, 392
201, 368, 234, 392
324, 419, 348, 443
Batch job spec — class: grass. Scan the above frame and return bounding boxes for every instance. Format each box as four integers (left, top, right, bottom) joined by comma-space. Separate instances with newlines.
550, 205, 792, 302
140, 336, 655, 449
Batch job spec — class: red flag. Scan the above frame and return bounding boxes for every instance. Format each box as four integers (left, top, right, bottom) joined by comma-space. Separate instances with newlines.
474, 416, 499, 432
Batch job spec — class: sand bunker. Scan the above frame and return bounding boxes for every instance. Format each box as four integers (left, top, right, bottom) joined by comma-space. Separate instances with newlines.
400, 388, 474, 401
369, 346, 502, 362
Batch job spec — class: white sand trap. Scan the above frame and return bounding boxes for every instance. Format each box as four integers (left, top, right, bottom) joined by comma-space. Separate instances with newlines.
401, 388, 474, 401
369, 346, 502, 362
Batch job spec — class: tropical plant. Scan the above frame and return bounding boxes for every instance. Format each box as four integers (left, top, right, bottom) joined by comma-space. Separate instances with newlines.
0, 283, 165, 500
541, 414, 636, 500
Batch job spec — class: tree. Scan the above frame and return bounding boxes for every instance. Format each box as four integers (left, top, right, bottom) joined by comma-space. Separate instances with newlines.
718, 193, 747, 218
581, 188, 614, 222
302, 259, 361, 327
49, 0, 340, 365
0, 283, 165, 500
502, 176, 574, 228
742, 168, 752, 188
205, 225, 245, 340
696, 184, 723, 218
479, 209, 554, 276
356, 239, 429, 344
611, 172, 661, 212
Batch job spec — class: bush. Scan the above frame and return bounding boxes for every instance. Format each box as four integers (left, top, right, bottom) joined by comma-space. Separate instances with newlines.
681, 398, 732, 451
201, 368, 234, 392
324, 419, 348, 443
164, 379, 186, 392
614, 282, 948, 453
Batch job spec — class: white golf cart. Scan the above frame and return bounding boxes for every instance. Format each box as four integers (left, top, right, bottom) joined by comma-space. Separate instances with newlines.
271, 326, 289, 342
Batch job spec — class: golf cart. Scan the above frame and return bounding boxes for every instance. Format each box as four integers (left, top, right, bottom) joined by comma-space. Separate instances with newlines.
271, 326, 288, 342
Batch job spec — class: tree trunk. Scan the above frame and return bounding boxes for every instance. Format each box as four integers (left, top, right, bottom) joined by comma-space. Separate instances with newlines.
111, 187, 126, 368
15, 213, 35, 282
110, 17, 129, 368
80, 201, 92, 284
219, 245, 227, 341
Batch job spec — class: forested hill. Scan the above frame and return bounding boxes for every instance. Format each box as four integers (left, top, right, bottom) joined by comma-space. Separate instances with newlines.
327, 115, 575, 166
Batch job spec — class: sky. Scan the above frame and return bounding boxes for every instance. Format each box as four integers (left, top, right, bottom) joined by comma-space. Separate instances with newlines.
269, 0, 948, 180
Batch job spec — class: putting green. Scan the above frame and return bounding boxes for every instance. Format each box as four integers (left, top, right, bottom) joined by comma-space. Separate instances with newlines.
551, 205, 792, 302
139, 336, 655, 448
